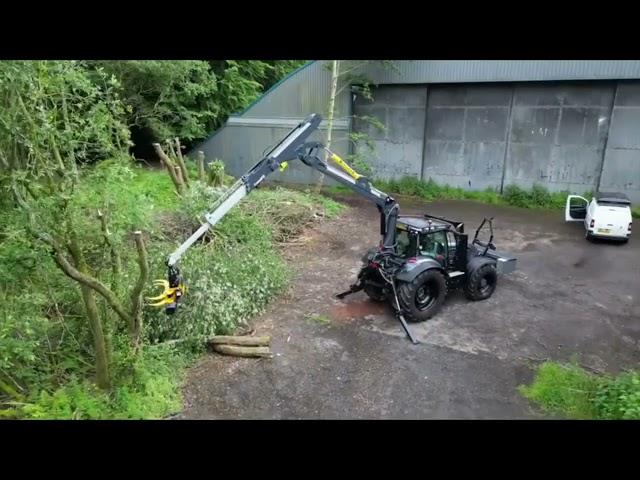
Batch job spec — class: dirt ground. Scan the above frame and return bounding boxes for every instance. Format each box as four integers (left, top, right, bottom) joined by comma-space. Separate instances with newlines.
176, 193, 640, 419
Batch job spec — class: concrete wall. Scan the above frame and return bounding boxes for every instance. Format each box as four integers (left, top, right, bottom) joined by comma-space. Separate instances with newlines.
599, 81, 640, 203
504, 81, 614, 193
352, 81, 639, 201
422, 84, 511, 190
352, 85, 426, 179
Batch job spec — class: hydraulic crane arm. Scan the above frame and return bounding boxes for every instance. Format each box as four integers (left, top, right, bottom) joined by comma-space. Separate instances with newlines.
148, 113, 398, 313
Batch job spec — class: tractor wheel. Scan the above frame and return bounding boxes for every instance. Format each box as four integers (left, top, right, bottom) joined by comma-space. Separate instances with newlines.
363, 270, 387, 302
397, 269, 447, 323
465, 263, 497, 301
364, 284, 387, 302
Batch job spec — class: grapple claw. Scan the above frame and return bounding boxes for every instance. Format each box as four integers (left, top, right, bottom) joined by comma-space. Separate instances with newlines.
146, 269, 186, 314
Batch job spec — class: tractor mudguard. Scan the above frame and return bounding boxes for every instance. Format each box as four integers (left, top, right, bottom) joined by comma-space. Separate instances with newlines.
395, 257, 443, 282
466, 255, 497, 276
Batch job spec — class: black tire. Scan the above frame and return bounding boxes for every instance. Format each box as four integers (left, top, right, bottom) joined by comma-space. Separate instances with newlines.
465, 263, 498, 301
362, 270, 387, 302
397, 269, 447, 323
364, 284, 387, 302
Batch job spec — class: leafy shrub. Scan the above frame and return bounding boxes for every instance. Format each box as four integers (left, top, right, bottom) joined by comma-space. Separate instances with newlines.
520, 361, 640, 419
21, 344, 186, 419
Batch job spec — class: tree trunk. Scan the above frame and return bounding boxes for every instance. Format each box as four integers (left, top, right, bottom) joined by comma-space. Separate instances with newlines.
315, 60, 340, 194
97, 209, 121, 289
174, 165, 183, 187
153, 143, 183, 194
196, 151, 206, 182
79, 283, 111, 389
129, 231, 149, 352
174, 138, 190, 187
208, 336, 271, 347
211, 345, 272, 358
67, 231, 110, 390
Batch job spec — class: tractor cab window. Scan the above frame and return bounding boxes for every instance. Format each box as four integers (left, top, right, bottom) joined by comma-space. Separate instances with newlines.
396, 229, 417, 257
419, 231, 447, 265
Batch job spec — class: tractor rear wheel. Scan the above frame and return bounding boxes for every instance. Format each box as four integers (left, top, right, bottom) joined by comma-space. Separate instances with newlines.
465, 263, 497, 301
397, 269, 447, 322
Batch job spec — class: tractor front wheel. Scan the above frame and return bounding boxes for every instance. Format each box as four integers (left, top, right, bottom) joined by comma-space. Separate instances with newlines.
397, 269, 447, 322
465, 263, 497, 301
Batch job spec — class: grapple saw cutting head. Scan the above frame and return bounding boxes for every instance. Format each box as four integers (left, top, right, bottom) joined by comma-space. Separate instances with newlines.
146, 264, 186, 314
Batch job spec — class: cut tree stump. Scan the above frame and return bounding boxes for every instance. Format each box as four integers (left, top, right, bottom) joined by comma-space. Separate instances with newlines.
211, 345, 272, 358
208, 335, 270, 347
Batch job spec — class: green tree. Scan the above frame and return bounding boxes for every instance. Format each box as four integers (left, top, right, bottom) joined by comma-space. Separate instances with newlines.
89, 61, 219, 144
0, 61, 149, 390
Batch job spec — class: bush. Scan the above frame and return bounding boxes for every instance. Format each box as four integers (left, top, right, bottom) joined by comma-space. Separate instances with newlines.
21, 344, 187, 419
520, 361, 640, 419
595, 371, 640, 420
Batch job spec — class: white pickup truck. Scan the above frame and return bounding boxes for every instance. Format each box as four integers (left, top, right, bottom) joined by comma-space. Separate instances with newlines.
565, 192, 632, 242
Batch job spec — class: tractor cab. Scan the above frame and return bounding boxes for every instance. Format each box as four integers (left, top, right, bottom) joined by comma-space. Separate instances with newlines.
395, 215, 466, 269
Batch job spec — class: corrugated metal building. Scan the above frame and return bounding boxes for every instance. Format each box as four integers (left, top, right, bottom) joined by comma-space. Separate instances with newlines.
192, 61, 640, 202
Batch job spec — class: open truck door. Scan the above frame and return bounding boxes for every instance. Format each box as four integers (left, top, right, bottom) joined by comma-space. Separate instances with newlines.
565, 195, 589, 222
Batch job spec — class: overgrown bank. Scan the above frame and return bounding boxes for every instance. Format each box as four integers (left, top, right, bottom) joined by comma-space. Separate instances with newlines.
1, 163, 342, 419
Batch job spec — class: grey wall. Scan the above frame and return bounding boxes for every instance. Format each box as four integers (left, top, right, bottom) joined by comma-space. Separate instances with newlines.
599, 82, 640, 202
422, 84, 511, 190
504, 81, 614, 193
352, 81, 639, 202
353, 85, 426, 179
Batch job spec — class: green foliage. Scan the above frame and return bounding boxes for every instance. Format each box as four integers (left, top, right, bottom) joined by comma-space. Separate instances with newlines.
207, 160, 226, 187
502, 184, 573, 210
520, 361, 640, 419
0, 60, 130, 173
21, 344, 186, 419
519, 362, 599, 419
632, 207, 640, 219
90, 61, 219, 143
0, 291, 50, 394
372, 176, 581, 211
595, 371, 640, 419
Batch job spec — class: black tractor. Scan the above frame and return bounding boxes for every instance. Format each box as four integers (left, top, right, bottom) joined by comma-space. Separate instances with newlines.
350, 215, 517, 324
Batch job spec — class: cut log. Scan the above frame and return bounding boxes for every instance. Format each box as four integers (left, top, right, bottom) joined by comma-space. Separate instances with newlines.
208, 335, 270, 347
212, 345, 272, 358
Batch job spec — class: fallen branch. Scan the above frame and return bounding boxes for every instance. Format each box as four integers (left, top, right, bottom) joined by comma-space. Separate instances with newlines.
208, 336, 271, 347
211, 345, 272, 358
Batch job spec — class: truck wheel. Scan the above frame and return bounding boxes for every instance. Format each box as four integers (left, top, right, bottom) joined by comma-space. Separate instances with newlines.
465, 263, 497, 301
397, 269, 447, 322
